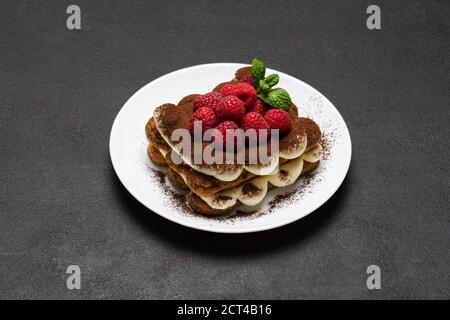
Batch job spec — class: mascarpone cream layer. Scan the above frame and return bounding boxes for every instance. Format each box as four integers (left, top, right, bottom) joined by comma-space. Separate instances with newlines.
165, 144, 323, 210
154, 119, 308, 182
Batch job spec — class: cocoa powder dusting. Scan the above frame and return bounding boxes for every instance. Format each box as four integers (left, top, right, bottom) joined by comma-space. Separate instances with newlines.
321, 134, 332, 160
149, 168, 192, 215
153, 170, 165, 185
242, 183, 262, 197
213, 195, 233, 205
267, 171, 320, 213
208, 209, 261, 222
279, 170, 289, 181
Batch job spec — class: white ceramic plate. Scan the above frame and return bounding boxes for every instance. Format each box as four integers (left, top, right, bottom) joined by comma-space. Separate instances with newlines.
110, 63, 351, 233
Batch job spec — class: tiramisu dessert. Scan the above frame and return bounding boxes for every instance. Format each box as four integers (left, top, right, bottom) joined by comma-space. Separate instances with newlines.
145, 59, 323, 215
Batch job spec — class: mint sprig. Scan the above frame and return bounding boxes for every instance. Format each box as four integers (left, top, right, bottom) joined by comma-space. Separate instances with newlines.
259, 79, 270, 91
251, 58, 265, 89
250, 58, 292, 110
258, 89, 292, 111
264, 74, 279, 87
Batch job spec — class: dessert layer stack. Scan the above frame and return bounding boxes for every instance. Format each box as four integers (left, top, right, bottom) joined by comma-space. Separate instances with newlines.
145, 67, 323, 215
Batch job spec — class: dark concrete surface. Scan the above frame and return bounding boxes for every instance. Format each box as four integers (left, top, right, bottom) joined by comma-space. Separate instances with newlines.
0, 0, 449, 299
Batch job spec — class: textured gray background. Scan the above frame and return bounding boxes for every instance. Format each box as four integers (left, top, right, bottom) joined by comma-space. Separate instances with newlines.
0, 0, 449, 299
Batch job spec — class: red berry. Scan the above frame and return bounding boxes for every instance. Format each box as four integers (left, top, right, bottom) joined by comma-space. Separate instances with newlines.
216, 96, 245, 122
239, 75, 254, 86
247, 99, 266, 114
264, 109, 292, 135
241, 112, 271, 143
220, 83, 256, 109
193, 92, 222, 111
212, 121, 240, 148
189, 107, 218, 134
220, 84, 235, 97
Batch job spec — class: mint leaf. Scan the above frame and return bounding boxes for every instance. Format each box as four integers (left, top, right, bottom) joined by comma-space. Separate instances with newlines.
257, 92, 270, 106
265, 88, 292, 110
251, 58, 266, 88
264, 74, 279, 87
251, 58, 293, 111
259, 80, 270, 91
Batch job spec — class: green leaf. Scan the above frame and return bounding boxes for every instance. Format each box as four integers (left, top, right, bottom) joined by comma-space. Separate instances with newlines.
265, 88, 292, 110
264, 74, 279, 87
257, 92, 267, 100
257, 91, 267, 100
259, 80, 270, 91
251, 58, 266, 88
252, 58, 292, 110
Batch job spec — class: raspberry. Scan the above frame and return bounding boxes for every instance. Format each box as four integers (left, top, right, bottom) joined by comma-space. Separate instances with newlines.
212, 121, 240, 148
247, 99, 266, 114
193, 92, 222, 111
189, 107, 218, 134
220, 83, 256, 109
264, 109, 292, 135
241, 112, 270, 143
239, 75, 254, 86
216, 96, 245, 122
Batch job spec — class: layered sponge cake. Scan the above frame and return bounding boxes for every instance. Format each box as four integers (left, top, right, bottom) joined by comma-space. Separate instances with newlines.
145, 61, 323, 215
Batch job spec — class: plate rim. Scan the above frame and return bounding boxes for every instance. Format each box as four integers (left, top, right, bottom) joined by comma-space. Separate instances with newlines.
109, 63, 352, 234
